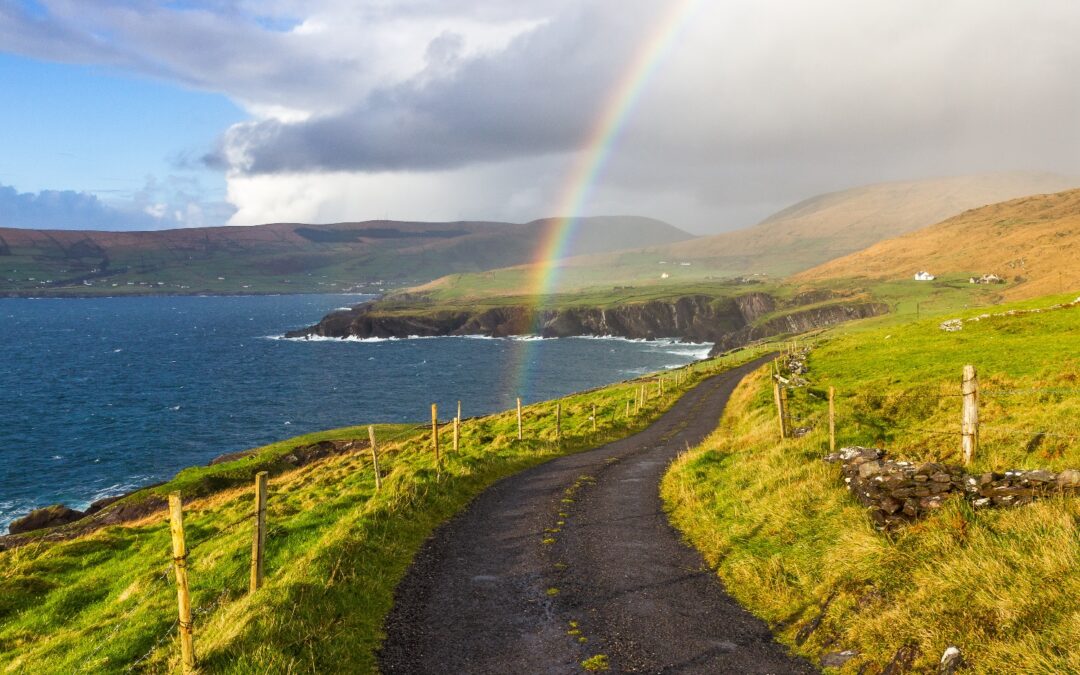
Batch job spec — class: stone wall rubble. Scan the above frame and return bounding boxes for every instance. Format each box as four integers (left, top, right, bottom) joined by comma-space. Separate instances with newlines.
825, 446, 1080, 528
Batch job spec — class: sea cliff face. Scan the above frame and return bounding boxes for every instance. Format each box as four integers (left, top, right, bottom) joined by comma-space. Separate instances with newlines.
287, 291, 889, 352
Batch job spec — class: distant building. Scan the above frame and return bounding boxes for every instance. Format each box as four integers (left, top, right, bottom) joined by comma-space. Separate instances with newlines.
914, 271, 936, 281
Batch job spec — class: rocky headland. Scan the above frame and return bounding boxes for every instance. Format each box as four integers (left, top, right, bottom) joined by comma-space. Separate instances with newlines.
286, 291, 889, 354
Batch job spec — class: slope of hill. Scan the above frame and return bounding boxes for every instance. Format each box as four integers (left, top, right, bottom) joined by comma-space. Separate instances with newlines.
674, 171, 1078, 275
401, 173, 1077, 301
0, 216, 691, 296
664, 292, 1080, 672
796, 187, 1080, 299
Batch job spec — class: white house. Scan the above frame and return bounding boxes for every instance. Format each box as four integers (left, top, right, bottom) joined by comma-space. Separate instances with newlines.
914, 271, 936, 281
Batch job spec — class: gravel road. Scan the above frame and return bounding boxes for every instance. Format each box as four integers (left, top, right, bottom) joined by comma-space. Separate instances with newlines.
380, 357, 816, 674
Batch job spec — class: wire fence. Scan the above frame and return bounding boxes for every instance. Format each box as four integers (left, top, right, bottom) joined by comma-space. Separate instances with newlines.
772, 353, 1080, 454
93, 361, 723, 672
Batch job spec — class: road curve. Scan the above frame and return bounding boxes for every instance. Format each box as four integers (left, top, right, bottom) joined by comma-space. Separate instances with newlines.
379, 357, 816, 674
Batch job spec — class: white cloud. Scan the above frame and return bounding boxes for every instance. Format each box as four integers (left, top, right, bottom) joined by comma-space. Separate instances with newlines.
3, 0, 1080, 230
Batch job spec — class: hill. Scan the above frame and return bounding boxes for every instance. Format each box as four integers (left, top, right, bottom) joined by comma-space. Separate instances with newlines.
796, 187, 1080, 298
402, 172, 1077, 300
663, 171, 1077, 277
0, 215, 691, 297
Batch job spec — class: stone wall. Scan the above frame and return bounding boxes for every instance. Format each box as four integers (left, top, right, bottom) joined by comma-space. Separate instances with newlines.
825, 447, 1080, 528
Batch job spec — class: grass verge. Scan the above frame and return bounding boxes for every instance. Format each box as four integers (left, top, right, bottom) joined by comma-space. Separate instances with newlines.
662, 292, 1080, 672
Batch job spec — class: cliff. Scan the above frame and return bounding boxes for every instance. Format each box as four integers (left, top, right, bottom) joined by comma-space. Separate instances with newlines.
286, 292, 889, 352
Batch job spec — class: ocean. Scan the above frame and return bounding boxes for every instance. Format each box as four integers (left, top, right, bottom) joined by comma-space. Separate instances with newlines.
0, 294, 709, 529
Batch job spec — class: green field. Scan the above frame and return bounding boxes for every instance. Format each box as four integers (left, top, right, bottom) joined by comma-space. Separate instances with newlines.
0, 349, 770, 673
663, 292, 1080, 672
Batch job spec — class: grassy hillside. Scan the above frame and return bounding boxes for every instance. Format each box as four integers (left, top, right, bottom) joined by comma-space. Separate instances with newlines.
0, 216, 690, 297
0, 349, 768, 672
402, 173, 1076, 300
796, 188, 1080, 300
663, 292, 1080, 672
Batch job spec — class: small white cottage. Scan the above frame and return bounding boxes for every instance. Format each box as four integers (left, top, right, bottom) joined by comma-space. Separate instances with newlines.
914, 271, 936, 281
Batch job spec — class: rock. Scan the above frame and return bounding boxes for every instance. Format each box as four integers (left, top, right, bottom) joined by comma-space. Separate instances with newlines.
84, 495, 124, 516
8, 504, 85, 535
826, 446, 882, 463
1058, 469, 1080, 488
931, 472, 952, 483
939, 645, 963, 674
902, 499, 920, 517
821, 650, 859, 668
881, 497, 903, 514
920, 496, 945, 510
940, 318, 964, 332
859, 461, 885, 478
1024, 469, 1056, 483
929, 481, 953, 494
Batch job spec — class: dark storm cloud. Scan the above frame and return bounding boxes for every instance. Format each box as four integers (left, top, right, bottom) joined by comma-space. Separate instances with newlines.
212, 4, 651, 173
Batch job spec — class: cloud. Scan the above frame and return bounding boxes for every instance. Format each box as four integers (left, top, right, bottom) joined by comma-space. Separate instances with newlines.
0, 179, 235, 231
4, 0, 1080, 231
0, 183, 152, 230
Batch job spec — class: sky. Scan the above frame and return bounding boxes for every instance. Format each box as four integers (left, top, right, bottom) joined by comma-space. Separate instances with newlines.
2, 0, 1080, 233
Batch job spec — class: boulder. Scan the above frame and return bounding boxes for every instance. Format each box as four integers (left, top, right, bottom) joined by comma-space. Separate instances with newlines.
8, 504, 85, 535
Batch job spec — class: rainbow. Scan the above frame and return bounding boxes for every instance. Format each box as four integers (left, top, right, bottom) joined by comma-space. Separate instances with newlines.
511, 0, 701, 399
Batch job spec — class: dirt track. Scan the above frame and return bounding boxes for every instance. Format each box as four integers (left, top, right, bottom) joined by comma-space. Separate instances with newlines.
380, 357, 816, 674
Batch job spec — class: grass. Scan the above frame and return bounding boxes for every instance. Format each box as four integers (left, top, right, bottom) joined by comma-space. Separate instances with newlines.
0, 347, 770, 673
662, 291, 1080, 673
795, 187, 1080, 301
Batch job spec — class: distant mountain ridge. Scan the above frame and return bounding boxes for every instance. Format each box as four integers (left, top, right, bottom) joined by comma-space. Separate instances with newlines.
795, 187, 1080, 299
402, 173, 1078, 300
0, 216, 692, 296
651, 171, 1079, 277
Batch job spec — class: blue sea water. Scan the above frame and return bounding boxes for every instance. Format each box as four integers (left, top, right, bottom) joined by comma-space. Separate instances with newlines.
0, 294, 709, 529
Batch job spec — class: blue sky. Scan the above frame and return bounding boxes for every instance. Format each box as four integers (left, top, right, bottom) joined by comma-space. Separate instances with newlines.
0, 51, 241, 225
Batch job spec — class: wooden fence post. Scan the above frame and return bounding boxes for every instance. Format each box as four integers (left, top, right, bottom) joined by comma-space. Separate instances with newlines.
556, 401, 562, 442
828, 386, 836, 453
249, 472, 268, 594
962, 365, 979, 465
431, 404, 441, 472
626, 399, 631, 418
773, 376, 787, 441
592, 404, 597, 432
457, 400, 462, 422
659, 376, 664, 397
517, 397, 523, 440
453, 415, 460, 453
168, 492, 195, 673
368, 425, 382, 491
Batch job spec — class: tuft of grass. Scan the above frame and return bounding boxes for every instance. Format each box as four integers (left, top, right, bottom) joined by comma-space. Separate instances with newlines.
663, 293, 1080, 673
581, 653, 610, 671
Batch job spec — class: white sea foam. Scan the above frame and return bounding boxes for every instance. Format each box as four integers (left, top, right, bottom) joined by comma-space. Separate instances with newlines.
265, 334, 398, 342
269, 331, 711, 360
